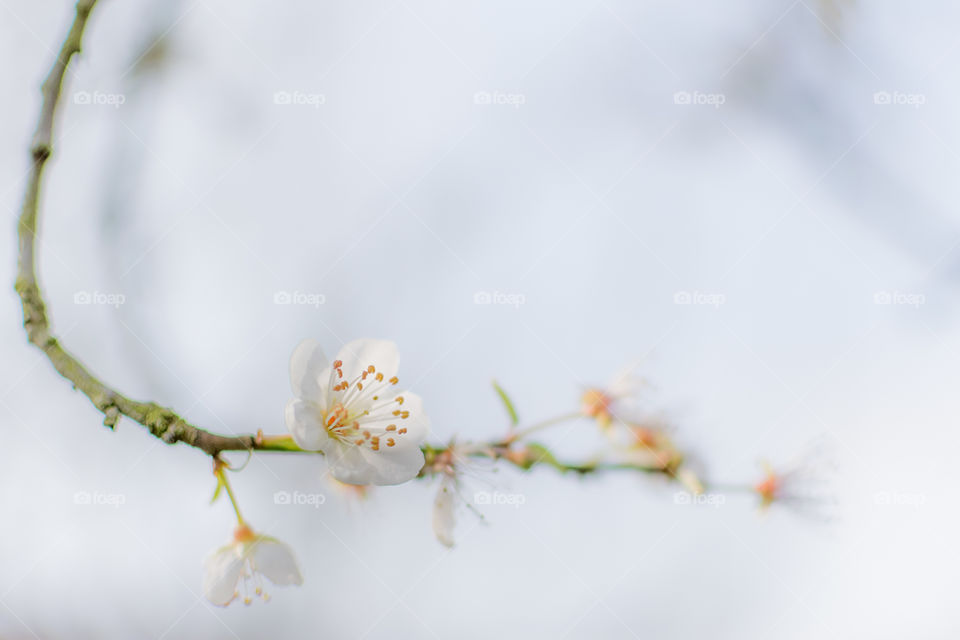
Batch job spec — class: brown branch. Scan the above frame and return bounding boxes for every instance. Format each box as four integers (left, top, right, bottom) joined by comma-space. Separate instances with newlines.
9, 2, 734, 495
13, 0, 260, 458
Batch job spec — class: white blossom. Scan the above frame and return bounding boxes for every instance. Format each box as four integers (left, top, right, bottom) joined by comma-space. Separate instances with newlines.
286, 338, 430, 485
203, 525, 302, 606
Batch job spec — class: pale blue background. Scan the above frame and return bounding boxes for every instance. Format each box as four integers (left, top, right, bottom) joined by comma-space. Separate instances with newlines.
1, 0, 957, 637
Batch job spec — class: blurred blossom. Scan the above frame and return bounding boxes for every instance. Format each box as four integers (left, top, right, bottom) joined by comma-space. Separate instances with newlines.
580, 362, 647, 429
754, 446, 838, 519
327, 477, 371, 502
203, 524, 303, 606
617, 421, 704, 494
432, 475, 457, 548
425, 444, 495, 547
285, 338, 430, 485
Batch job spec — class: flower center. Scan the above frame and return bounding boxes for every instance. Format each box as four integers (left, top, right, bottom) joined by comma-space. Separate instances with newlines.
755, 473, 780, 503
321, 360, 412, 452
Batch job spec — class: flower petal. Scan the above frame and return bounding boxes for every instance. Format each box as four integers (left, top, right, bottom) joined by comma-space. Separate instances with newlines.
250, 537, 303, 587
285, 399, 332, 452
432, 480, 456, 547
202, 545, 244, 606
326, 443, 377, 485
359, 442, 426, 485
335, 339, 400, 383
360, 392, 430, 442
289, 339, 330, 404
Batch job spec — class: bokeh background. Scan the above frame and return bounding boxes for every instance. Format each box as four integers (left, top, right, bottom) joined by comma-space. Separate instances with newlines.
2, 0, 958, 637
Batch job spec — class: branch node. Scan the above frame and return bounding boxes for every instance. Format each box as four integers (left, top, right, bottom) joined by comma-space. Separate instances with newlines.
102, 406, 120, 429
30, 143, 51, 162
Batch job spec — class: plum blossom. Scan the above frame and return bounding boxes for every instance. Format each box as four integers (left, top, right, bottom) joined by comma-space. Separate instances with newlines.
203, 524, 302, 606
754, 446, 837, 519
580, 361, 647, 429
426, 444, 490, 547
286, 338, 430, 485
618, 421, 704, 494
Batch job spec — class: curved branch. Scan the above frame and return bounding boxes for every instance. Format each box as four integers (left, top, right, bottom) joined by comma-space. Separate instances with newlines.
14, 0, 257, 458
11, 2, 726, 492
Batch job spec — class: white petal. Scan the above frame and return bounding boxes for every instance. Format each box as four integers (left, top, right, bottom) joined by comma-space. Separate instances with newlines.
249, 537, 303, 587
360, 392, 430, 445
359, 442, 426, 485
432, 480, 456, 547
285, 399, 332, 452
393, 391, 429, 443
202, 545, 244, 606
326, 443, 377, 485
289, 339, 330, 404
335, 339, 400, 383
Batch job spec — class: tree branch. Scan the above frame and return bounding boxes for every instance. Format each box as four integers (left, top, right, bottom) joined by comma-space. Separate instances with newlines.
14, 0, 260, 458
10, 2, 727, 493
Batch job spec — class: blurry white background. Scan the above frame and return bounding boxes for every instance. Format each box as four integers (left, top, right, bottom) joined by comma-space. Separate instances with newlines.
2, 0, 959, 637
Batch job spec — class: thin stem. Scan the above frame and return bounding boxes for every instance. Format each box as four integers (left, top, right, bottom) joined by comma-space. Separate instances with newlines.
216, 466, 245, 525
